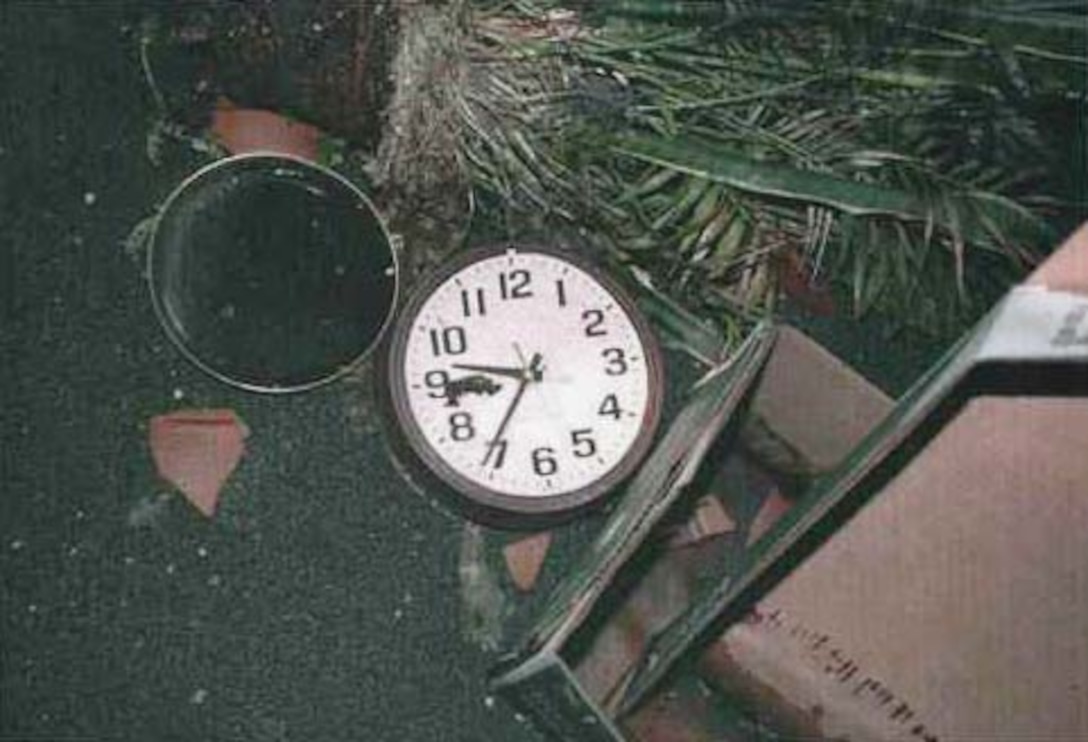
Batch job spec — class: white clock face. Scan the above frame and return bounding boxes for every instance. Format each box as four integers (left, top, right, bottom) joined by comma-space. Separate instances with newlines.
389, 246, 662, 513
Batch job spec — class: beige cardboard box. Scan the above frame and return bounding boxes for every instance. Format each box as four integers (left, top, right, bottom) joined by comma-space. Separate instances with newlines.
701, 224, 1088, 740
492, 321, 897, 740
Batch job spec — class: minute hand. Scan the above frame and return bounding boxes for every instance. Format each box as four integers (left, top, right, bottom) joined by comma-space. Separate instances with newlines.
452, 362, 527, 381
481, 353, 542, 466
482, 377, 529, 466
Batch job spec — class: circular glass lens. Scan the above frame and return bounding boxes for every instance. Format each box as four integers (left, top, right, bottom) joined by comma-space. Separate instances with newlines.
150, 156, 397, 391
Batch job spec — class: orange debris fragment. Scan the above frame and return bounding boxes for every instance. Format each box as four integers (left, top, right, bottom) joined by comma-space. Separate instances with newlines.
149, 409, 249, 518
211, 98, 321, 161
746, 489, 793, 547
503, 531, 553, 592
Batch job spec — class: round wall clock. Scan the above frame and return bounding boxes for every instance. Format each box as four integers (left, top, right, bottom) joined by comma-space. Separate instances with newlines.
384, 244, 664, 521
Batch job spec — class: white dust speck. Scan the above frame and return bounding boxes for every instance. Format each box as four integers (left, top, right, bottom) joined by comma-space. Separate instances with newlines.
75, 509, 86, 521
166, 563, 176, 575
197, 546, 208, 558
83, 191, 97, 206
514, 712, 527, 723
311, 22, 323, 32
172, 388, 185, 400
393, 608, 404, 620
67, 546, 79, 557
27, 604, 38, 614
124, 555, 136, 566
10, 539, 25, 551
190, 688, 209, 705
207, 574, 222, 587
484, 696, 495, 709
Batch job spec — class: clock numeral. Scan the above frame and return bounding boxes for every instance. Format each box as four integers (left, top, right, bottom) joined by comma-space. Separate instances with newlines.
598, 394, 622, 420
429, 326, 467, 356
582, 309, 607, 337
602, 347, 628, 375
424, 370, 450, 401
556, 279, 567, 307
571, 429, 597, 458
449, 412, 475, 441
531, 447, 558, 476
484, 438, 508, 468
499, 269, 532, 300
460, 288, 486, 318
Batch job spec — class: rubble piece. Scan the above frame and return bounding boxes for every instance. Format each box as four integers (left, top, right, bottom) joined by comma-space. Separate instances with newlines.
149, 408, 249, 517
746, 489, 793, 548
503, 531, 553, 592
211, 99, 321, 161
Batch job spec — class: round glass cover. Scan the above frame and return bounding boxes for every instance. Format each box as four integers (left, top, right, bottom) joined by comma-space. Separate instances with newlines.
149, 155, 398, 392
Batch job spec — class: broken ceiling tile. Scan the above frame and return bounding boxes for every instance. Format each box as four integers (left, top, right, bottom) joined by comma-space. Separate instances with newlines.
503, 531, 553, 592
211, 98, 321, 161
149, 408, 249, 518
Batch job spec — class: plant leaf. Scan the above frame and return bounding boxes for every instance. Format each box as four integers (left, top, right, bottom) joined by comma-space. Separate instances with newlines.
613, 133, 1053, 252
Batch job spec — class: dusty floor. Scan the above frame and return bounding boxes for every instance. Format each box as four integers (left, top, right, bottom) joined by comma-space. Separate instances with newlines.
0, 4, 538, 740
0, 3, 956, 741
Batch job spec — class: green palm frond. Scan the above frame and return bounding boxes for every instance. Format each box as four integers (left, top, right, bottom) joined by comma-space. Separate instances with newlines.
454, 0, 1086, 340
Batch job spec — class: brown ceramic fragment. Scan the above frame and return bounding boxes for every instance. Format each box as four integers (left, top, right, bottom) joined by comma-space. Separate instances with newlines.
211, 98, 321, 161
149, 409, 249, 517
746, 489, 793, 548
503, 531, 553, 592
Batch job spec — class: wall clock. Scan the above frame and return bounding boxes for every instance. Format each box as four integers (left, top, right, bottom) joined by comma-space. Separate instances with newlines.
383, 244, 664, 522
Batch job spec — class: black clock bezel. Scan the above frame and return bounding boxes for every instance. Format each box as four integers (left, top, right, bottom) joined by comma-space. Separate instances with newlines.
383, 243, 665, 520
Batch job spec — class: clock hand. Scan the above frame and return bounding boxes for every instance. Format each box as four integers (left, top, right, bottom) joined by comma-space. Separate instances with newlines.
481, 353, 542, 466
482, 377, 527, 466
511, 344, 547, 383
509, 346, 546, 382
451, 362, 526, 381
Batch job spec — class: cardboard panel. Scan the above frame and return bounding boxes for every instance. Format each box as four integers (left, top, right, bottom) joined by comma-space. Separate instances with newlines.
751, 327, 893, 472
1029, 222, 1088, 293
717, 397, 1088, 740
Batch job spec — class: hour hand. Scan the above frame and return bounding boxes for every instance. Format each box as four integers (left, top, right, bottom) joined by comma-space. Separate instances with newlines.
451, 362, 528, 381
